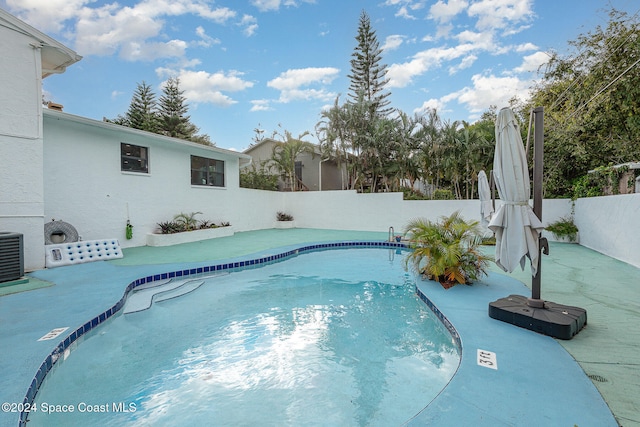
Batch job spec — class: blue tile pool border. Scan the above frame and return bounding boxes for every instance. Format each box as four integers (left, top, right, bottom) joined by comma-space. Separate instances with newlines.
19, 240, 461, 426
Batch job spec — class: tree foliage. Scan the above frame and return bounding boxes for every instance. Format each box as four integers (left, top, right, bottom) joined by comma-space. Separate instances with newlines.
268, 130, 316, 191
108, 78, 213, 146
126, 81, 159, 132
239, 162, 279, 191
528, 8, 640, 196
348, 10, 391, 118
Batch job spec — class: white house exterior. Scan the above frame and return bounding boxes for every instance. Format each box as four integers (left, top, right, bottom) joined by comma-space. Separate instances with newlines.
0, 9, 81, 271
42, 109, 252, 249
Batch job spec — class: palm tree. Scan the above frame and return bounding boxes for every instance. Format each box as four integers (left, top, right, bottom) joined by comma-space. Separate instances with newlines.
269, 131, 316, 191
404, 211, 492, 288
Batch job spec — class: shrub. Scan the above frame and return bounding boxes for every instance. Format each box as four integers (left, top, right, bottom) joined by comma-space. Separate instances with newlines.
240, 164, 279, 191
433, 189, 454, 200
276, 211, 294, 221
157, 213, 230, 234
546, 216, 579, 242
401, 187, 428, 200
404, 211, 492, 288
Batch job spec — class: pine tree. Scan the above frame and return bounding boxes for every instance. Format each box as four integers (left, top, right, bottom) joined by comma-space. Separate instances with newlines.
158, 77, 196, 140
125, 81, 159, 133
347, 10, 391, 118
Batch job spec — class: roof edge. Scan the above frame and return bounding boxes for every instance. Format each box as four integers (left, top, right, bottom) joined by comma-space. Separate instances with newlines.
43, 108, 251, 160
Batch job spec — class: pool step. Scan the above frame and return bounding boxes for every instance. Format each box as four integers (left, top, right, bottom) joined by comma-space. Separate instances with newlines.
123, 273, 226, 314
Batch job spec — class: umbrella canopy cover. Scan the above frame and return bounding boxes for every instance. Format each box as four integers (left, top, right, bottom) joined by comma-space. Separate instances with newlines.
489, 108, 544, 276
478, 170, 493, 227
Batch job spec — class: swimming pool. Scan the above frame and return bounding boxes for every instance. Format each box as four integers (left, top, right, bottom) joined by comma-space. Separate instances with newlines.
27, 247, 460, 426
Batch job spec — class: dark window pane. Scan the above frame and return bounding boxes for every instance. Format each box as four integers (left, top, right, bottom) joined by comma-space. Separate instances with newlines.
121, 143, 149, 173
191, 155, 224, 187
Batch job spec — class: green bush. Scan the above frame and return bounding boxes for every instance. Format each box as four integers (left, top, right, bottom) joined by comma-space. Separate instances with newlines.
433, 189, 454, 200
401, 187, 428, 200
240, 164, 279, 191
404, 211, 492, 288
546, 216, 579, 242
157, 212, 230, 234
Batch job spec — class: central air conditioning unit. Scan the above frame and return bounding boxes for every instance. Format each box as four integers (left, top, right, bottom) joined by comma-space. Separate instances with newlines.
0, 232, 24, 283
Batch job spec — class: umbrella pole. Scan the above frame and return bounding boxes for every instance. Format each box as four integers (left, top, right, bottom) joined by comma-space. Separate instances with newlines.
488, 106, 586, 339
529, 107, 546, 308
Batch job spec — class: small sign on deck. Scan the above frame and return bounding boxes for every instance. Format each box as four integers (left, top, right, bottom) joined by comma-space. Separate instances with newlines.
38, 327, 69, 341
477, 349, 498, 370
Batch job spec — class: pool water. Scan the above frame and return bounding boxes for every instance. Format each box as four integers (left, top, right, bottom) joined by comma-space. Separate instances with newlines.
29, 248, 459, 426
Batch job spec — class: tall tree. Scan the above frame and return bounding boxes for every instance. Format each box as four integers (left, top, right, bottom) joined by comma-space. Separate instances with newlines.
125, 81, 159, 133
348, 10, 391, 118
158, 77, 197, 140
528, 8, 640, 196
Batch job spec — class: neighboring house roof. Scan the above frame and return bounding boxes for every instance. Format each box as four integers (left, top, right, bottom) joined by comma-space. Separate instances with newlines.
0, 8, 82, 78
243, 138, 323, 156
43, 108, 252, 166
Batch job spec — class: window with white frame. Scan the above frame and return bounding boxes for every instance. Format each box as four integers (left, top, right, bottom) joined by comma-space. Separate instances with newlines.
191, 155, 225, 187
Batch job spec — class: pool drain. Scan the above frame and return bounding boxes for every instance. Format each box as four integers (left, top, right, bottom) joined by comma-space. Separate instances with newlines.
587, 374, 608, 382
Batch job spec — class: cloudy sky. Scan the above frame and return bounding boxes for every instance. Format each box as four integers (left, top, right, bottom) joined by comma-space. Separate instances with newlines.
2, 0, 638, 150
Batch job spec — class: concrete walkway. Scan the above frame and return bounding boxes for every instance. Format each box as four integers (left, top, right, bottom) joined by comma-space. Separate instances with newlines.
494, 242, 640, 427
0, 229, 637, 426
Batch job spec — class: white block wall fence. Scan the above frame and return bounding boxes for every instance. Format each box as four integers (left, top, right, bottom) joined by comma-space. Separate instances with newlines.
41, 172, 640, 271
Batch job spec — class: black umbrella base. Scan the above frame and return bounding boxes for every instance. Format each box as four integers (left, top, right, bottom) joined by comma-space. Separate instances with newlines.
489, 294, 587, 340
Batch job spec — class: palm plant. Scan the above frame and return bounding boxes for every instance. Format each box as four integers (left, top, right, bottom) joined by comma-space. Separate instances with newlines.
269, 131, 315, 191
173, 211, 202, 231
404, 211, 492, 288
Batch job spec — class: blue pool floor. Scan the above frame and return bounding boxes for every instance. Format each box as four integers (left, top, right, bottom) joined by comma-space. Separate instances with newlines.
0, 228, 638, 426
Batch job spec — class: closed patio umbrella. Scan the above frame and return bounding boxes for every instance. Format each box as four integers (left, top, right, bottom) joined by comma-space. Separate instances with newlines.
488, 108, 544, 276
478, 170, 493, 228
488, 107, 586, 340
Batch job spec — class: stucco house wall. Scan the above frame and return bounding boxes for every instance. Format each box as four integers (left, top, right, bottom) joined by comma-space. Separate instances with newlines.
42, 109, 252, 248
0, 9, 80, 271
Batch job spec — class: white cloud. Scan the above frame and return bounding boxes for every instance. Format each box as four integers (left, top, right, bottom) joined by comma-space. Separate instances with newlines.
513, 51, 550, 73
251, 0, 315, 12
251, 0, 282, 12
239, 15, 258, 37
395, 6, 417, 20
383, 0, 427, 19
468, 0, 534, 33
195, 26, 221, 48
382, 35, 405, 52
6, 0, 89, 33
250, 99, 273, 112
156, 68, 254, 107
414, 98, 449, 115
515, 42, 538, 52
448, 54, 477, 74
122, 40, 190, 61
429, 0, 469, 23
7, 0, 237, 60
387, 43, 476, 87
451, 73, 532, 113
455, 30, 495, 50
268, 67, 339, 103
413, 73, 532, 119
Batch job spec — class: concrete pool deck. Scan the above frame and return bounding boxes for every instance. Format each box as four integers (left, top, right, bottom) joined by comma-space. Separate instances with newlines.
0, 228, 638, 426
